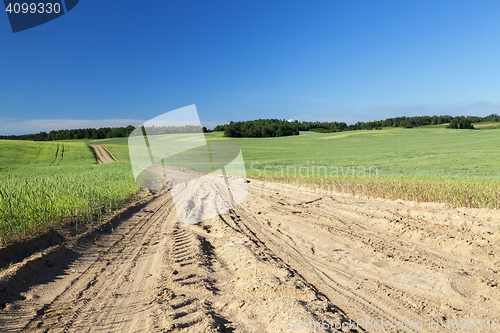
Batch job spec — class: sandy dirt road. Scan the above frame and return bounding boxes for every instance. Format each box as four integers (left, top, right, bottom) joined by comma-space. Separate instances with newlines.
90, 145, 118, 164
1, 179, 499, 332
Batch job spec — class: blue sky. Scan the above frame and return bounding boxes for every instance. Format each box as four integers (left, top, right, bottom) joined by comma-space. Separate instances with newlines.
1, 0, 500, 134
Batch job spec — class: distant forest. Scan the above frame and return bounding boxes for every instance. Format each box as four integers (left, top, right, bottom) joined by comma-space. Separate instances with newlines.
0, 125, 203, 141
0, 114, 498, 141
0, 125, 137, 141
211, 114, 499, 137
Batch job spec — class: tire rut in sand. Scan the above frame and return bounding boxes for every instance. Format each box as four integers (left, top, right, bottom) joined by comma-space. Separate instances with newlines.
287, 193, 498, 319
232, 206, 408, 331
158, 210, 357, 332
161, 226, 222, 332
11, 178, 499, 332
23, 196, 175, 332
240, 180, 500, 331
239, 185, 424, 328
205, 212, 357, 332
245, 189, 432, 329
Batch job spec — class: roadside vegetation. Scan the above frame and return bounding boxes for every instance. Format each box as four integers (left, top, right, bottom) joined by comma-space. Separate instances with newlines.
270, 175, 500, 209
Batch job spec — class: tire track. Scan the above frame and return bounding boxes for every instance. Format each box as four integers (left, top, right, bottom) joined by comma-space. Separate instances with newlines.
161, 226, 221, 332
240, 180, 500, 330
23, 195, 174, 332
8, 178, 500, 332
232, 206, 412, 331
56, 144, 64, 166
89, 145, 117, 164
50, 143, 60, 165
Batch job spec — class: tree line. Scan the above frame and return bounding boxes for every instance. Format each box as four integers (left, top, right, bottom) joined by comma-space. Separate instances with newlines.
0, 125, 204, 141
1, 114, 498, 141
210, 114, 499, 137
211, 119, 299, 138
0, 126, 137, 141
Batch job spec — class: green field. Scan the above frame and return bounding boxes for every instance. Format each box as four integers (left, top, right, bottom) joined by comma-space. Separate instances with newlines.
108, 127, 500, 208
1, 127, 499, 244
209, 128, 500, 207
94, 128, 500, 208
209, 128, 500, 180
0, 140, 138, 245
93, 128, 500, 180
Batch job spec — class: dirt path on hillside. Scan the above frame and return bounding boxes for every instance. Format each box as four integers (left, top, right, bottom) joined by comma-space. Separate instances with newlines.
90, 145, 118, 164
1, 179, 499, 332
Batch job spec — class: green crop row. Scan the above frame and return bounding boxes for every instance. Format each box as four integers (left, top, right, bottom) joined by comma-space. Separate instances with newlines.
0, 163, 139, 245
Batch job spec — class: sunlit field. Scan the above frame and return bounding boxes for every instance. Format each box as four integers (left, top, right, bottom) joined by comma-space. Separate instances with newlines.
0, 140, 138, 244
2, 127, 499, 244
92, 128, 500, 208
205, 128, 500, 208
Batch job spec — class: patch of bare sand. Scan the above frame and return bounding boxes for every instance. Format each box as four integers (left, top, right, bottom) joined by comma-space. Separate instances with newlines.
90, 144, 118, 164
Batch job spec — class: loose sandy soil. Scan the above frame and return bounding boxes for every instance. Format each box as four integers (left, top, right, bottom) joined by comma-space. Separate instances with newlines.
90, 145, 118, 164
1, 179, 499, 332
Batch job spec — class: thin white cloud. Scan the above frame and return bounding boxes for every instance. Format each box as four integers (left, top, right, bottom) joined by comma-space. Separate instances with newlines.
293, 102, 500, 125
0, 118, 229, 135
0, 119, 145, 135
200, 120, 226, 129
2, 101, 498, 135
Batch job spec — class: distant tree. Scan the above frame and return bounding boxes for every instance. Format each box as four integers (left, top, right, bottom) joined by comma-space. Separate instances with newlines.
448, 118, 459, 129
459, 118, 474, 129
447, 117, 474, 129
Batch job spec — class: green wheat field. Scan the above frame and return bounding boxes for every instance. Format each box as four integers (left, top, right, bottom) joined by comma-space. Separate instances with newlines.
1, 126, 499, 244
0, 140, 138, 244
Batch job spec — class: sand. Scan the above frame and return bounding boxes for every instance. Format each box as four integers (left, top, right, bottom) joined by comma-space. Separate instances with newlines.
1, 179, 499, 332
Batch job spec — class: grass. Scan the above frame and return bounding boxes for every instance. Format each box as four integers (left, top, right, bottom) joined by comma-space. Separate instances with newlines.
2, 126, 499, 244
94, 128, 500, 209
204, 129, 500, 180
99, 128, 500, 180
0, 140, 139, 245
